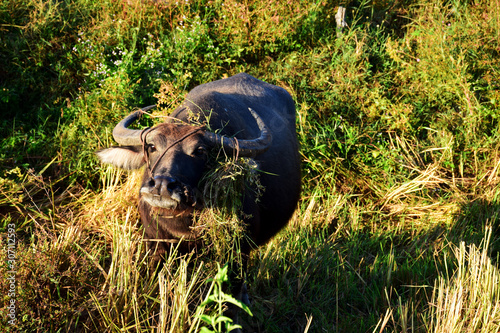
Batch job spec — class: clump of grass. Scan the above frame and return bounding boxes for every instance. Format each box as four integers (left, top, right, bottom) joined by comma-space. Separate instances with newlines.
0, 219, 104, 332
89, 209, 152, 331
424, 227, 500, 332
87, 209, 210, 333
193, 155, 264, 277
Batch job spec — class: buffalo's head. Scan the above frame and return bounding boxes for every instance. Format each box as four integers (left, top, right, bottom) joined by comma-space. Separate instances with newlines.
96, 106, 271, 214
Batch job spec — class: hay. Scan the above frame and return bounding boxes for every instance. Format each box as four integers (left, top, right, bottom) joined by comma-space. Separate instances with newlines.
192, 155, 264, 272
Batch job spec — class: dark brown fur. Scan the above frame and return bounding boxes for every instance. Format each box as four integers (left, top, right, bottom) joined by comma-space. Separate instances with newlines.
97, 72, 301, 275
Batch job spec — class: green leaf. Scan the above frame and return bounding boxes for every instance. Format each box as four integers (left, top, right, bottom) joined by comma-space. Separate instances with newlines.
214, 264, 229, 282
214, 316, 233, 325
197, 314, 214, 325
226, 324, 243, 331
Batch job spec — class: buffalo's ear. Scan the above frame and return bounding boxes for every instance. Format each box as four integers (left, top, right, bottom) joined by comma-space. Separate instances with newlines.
96, 146, 145, 170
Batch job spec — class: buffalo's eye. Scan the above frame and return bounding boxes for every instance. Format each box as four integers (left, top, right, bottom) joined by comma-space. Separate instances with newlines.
147, 144, 156, 153
193, 146, 207, 157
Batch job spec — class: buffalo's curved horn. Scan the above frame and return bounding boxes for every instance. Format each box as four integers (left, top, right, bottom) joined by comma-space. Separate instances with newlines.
204, 108, 272, 157
112, 105, 156, 146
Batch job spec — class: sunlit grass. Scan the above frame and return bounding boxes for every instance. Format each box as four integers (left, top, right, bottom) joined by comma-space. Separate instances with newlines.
424, 227, 500, 333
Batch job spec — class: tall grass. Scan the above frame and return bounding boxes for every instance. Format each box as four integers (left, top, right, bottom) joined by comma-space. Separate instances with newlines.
424, 227, 500, 333
1, 0, 500, 332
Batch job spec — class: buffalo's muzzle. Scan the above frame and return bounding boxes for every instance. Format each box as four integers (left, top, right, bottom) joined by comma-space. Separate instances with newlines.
140, 176, 194, 209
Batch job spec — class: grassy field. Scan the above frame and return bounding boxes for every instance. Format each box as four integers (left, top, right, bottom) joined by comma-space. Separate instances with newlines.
1, 0, 500, 331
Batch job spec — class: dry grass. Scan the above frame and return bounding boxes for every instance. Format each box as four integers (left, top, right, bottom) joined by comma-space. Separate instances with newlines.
424, 227, 500, 333
193, 156, 264, 277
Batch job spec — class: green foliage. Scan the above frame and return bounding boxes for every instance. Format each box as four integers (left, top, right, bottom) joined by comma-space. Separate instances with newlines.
196, 264, 253, 333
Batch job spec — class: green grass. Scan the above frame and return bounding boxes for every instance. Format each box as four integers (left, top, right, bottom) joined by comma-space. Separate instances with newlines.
1, 0, 500, 331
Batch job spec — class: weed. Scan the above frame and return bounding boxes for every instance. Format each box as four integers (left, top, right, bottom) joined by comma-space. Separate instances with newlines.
196, 264, 253, 333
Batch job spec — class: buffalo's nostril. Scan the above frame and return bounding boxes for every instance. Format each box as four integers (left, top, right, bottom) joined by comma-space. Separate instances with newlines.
152, 176, 181, 195
167, 181, 181, 192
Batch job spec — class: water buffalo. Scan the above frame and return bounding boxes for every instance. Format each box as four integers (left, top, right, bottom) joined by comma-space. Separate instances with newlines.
96, 72, 301, 297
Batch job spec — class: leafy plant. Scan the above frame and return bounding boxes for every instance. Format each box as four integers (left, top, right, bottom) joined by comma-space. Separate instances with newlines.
196, 264, 253, 333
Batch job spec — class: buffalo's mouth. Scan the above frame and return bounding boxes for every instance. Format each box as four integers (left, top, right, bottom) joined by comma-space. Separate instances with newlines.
140, 176, 198, 210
